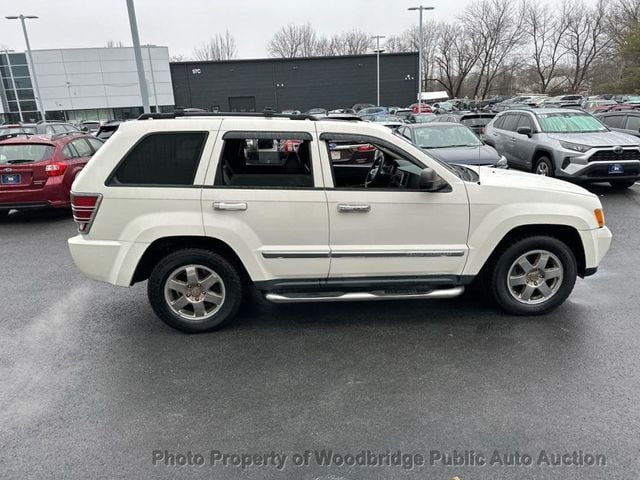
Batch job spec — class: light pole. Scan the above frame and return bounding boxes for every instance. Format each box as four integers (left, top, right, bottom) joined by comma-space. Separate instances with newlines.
2, 48, 24, 122
144, 44, 160, 113
125, 0, 150, 114
372, 35, 385, 107
408, 6, 434, 105
5, 14, 46, 121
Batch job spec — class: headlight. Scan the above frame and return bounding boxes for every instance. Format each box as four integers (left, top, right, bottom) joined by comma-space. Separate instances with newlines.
560, 141, 591, 153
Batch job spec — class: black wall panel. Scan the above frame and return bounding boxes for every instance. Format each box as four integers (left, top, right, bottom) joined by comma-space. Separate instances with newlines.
170, 53, 418, 112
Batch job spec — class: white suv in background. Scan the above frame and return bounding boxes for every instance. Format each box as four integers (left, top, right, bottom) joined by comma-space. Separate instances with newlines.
68, 111, 612, 333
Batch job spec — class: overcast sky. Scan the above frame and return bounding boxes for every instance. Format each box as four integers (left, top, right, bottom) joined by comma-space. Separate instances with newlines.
2, 0, 489, 59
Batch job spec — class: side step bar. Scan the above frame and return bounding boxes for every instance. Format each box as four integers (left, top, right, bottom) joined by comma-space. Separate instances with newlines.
264, 286, 464, 304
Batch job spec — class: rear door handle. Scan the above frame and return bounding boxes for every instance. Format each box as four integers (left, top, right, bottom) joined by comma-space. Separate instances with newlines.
213, 202, 247, 211
338, 204, 371, 213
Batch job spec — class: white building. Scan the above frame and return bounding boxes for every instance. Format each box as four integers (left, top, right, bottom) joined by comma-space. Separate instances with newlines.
1, 46, 174, 123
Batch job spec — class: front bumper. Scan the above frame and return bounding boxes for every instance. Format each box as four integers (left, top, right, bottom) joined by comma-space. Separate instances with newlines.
556, 147, 640, 182
579, 226, 612, 271
68, 235, 149, 286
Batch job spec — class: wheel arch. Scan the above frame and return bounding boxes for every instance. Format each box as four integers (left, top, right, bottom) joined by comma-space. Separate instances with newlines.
131, 236, 252, 285
531, 148, 555, 171
479, 224, 586, 278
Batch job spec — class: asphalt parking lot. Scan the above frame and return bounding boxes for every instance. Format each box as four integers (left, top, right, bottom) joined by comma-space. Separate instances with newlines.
1, 184, 639, 480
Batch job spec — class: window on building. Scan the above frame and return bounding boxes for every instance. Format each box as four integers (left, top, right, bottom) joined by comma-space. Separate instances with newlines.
108, 132, 208, 186
214, 132, 314, 188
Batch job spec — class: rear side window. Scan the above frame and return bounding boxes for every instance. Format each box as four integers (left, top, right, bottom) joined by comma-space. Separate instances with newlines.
502, 114, 520, 132
109, 132, 207, 186
601, 115, 625, 129
493, 115, 506, 129
214, 132, 313, 188
626, 116, 640, 131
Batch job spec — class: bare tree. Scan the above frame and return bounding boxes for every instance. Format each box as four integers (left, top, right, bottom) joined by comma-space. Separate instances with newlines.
562, 0, 613, 91
524, 0, 571, 93
463, 0, 526, 98
169, 53, 189, 62
268, 23, 318, 58
105, 40, 124, 48
433, 24, 479, 97
193, 30, 237, 61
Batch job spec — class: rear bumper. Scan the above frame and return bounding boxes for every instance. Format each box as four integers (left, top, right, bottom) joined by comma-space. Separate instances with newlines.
0, 180, 70, 209
68, 235, 149, 287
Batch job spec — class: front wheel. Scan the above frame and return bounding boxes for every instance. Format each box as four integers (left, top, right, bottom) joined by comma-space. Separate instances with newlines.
147, 249, 242, 333
534, 157, 554, 177
609, 179, 636, 190
488, 236, 577, 315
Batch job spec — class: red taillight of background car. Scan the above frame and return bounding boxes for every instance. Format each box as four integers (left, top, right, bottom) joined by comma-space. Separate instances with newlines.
357, 144, 375, 152
71, 193, 102, 233
45, 162, 67, 176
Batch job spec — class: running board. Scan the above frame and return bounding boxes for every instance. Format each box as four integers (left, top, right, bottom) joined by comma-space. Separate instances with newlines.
264, 286, 464, 303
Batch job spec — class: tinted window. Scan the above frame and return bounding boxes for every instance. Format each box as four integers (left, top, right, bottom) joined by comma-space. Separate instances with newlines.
86, 138, 104, 152
63, 143, 79, 158
109, 132, 207, 186
215, 135, 313, 188
502, 114, 520, 132
71, 139, 93, 157
516, 115, 535, 130
626, 116, 640, 131
601, 115, 625, 129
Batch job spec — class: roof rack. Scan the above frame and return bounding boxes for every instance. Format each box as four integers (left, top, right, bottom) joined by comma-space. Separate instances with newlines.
50, 131, 81, 140
138, 107, 318, 121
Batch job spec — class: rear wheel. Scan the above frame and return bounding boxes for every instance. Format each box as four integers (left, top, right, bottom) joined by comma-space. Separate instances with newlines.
534, 156, 554, 177
0, 210, 10, 220
487, 236, 577, 315
147, 248, 242, 333
609, 179, 636, 190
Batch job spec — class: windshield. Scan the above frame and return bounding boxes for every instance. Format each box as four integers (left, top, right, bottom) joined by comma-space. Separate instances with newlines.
0, 144, 54, 164
414, 125, 482, 148
537, 112, 607, 133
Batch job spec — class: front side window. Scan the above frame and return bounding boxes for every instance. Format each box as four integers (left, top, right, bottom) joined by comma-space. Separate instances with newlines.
71, 139, 93, 157
601, 115, 625, 129
325, 137, 426, 190
214, 133, 314, 188
625, 116, 640, 131
537, 112, 607, 133
109, 132, 207, 186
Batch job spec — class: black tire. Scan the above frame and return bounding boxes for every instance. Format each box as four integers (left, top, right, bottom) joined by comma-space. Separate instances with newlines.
0, 210, 9, 220
533, 156, 554, 177
147, 248, 242, 333
609, 179, 636, 190
487, 236, 577, 315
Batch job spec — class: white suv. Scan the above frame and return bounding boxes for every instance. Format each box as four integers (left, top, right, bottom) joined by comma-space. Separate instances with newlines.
68, 111, 612, 333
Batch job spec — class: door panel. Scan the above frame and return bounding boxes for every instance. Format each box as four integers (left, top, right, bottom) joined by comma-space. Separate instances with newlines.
318, 140, 470, 279
201, 124, 330, 281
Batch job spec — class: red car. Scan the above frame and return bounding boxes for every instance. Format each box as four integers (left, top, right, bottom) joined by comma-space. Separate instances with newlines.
0, 133, 103, 216
410, 103, 433, 114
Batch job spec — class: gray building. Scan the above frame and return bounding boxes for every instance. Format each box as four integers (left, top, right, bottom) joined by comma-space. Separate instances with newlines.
170, 52, 419, 113
1, 46, 174, 123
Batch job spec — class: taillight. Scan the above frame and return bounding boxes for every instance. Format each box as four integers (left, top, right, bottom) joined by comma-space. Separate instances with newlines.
45, 162, 67, 176
71, 193, 102, 234
357, 144, 375, 152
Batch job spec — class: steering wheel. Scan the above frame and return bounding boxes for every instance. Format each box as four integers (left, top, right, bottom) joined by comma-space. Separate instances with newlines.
365, 149, 385, 187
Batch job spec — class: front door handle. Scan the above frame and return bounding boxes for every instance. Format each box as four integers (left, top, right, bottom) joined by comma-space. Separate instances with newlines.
338, 204, 371, 213
213, 202, 247, 211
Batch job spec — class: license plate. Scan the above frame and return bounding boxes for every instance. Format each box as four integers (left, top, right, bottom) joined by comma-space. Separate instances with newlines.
1, 173, 20, 185
608, 164, 624, 174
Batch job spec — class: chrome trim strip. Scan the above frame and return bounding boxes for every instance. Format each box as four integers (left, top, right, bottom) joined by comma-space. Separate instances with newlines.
261, 250, 466, 259
330, 250, 466, 258
262, 252, 330, 259
264, 286, 465, 303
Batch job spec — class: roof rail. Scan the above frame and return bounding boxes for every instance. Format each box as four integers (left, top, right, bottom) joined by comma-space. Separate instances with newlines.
137, 107, 317, 121
50, 131, 81, 140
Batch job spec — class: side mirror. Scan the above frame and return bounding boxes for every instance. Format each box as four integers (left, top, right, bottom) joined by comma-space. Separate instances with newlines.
420, 167, 448, 192
81, 126, 89, 132
517, 126, 533, 137
494, 155, 508, 169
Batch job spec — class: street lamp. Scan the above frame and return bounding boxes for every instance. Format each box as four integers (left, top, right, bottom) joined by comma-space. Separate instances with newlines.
372, 35, 386, 107
5, 14, 46, 121
2, 48, 24, 122
408, 6, 434, 105
125, 0, 151, 114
